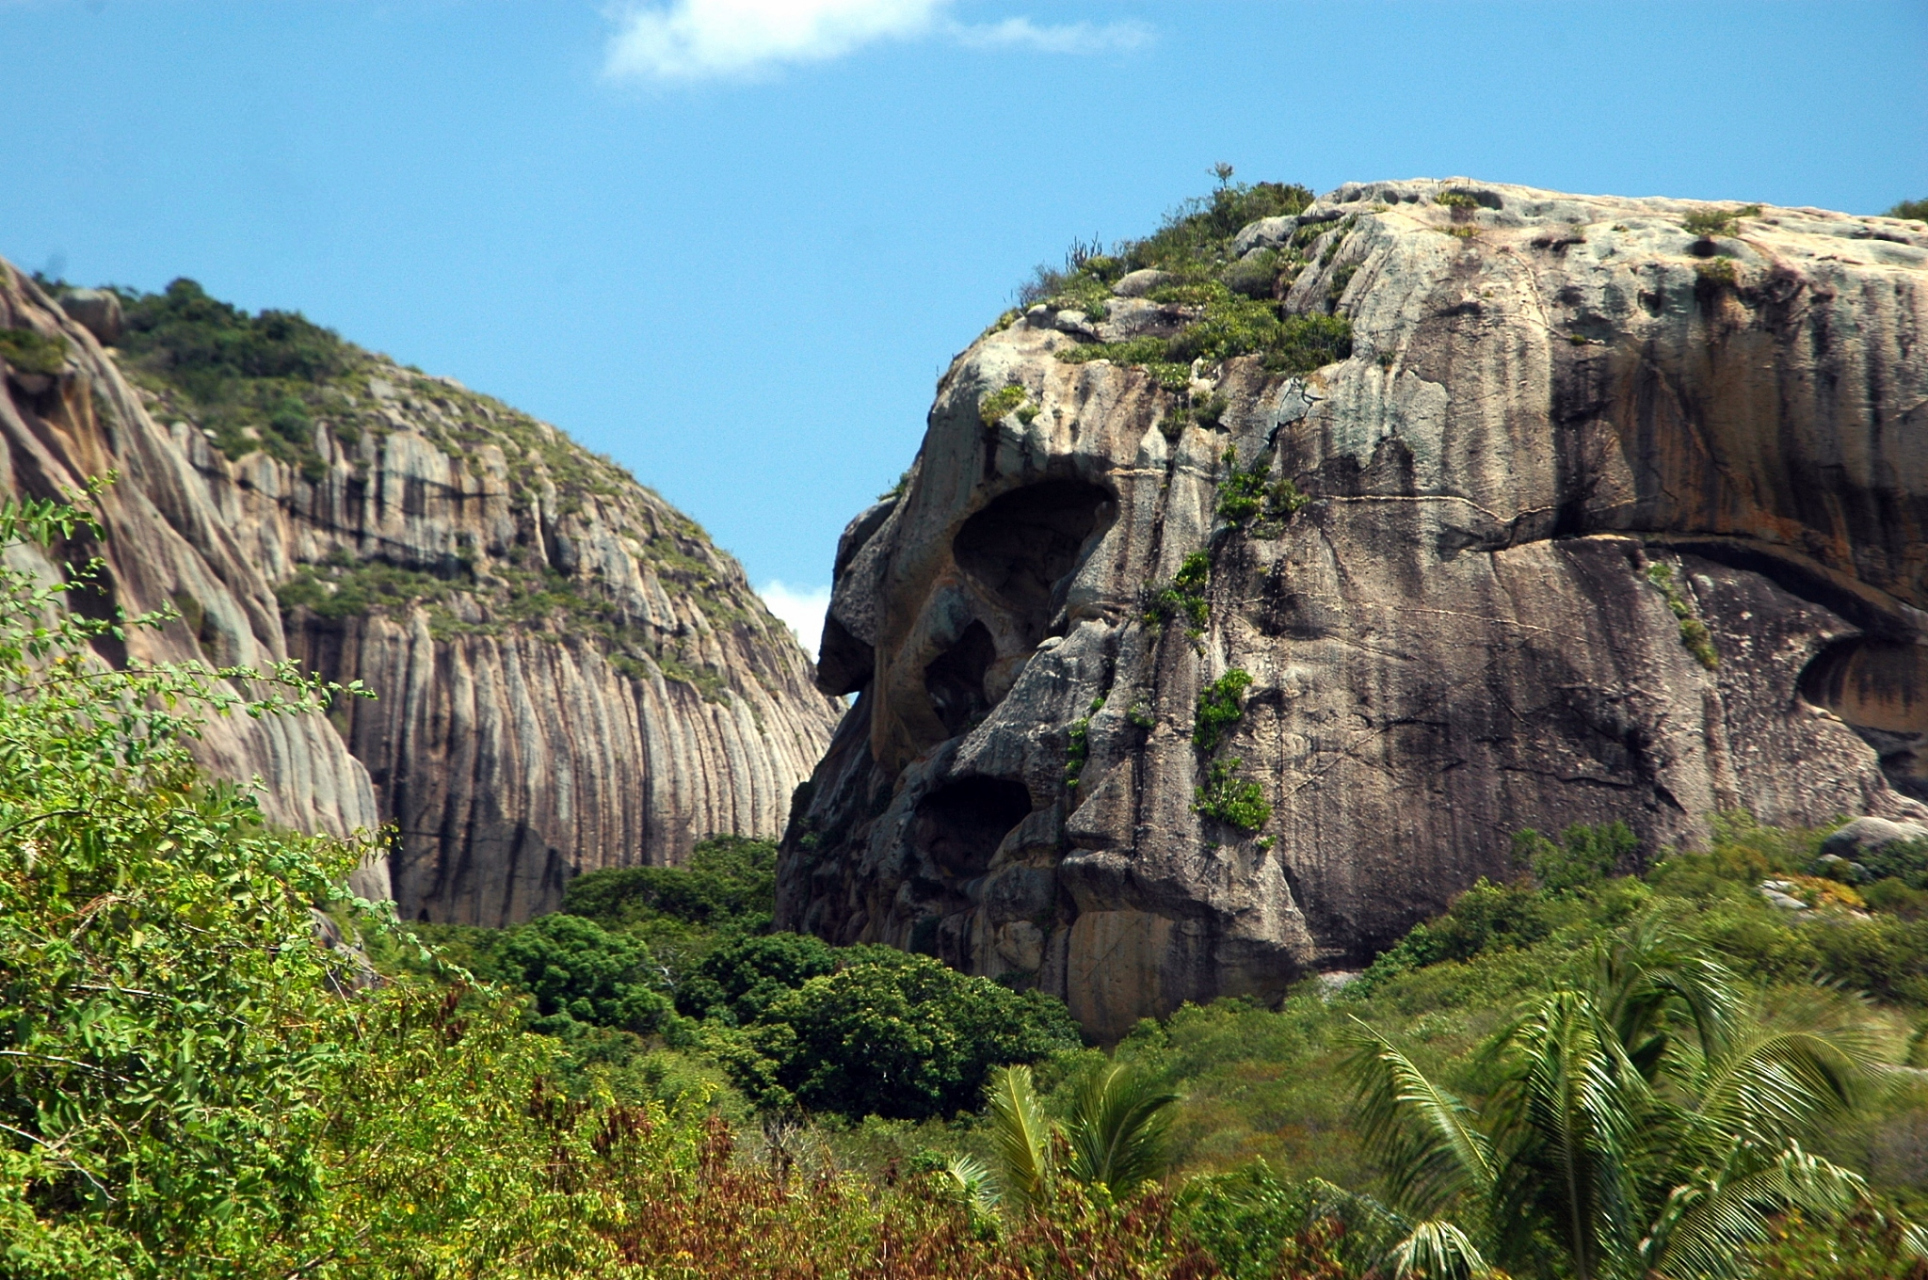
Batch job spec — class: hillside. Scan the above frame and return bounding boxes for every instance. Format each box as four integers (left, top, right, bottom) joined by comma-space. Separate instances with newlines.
0, 267, 842, 923
783, 178, 1928, 1038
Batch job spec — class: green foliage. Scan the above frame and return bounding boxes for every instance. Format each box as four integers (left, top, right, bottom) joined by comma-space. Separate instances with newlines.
1682, 204, 1762, 238
1888, 198, 1928, 223
1215, 445, 1310, 532
1516, 820, 1639, 893
1345, 925, 1913, 1280
275, 557, 461, 620
0, 326, 69, 377
1062, 1061, 1180, 1198
718, 949, 1081, 1120
674, 931, 839, 1025
1696, 257, 1740, 286
1435, 192, 1480, 210
1646, 561, 1720, 668
1064, 715, 1093, 788
1144, 550, 1212, 635
1193, 757, 1271, 832
1193, 668, 1253, 755
562, 835, 776, 935
496, 913, 672, 1035
978, 382, 1029, 427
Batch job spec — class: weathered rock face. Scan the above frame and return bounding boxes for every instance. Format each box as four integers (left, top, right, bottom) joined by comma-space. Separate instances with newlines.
780, 179, 1928, 1039
0, 263, 842, 923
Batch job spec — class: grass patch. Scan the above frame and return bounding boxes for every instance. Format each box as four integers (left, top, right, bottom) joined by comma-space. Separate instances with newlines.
1682, 204, 1762, 238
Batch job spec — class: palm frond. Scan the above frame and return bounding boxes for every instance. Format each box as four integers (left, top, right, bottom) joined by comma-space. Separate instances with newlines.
938, 1152, 1001, 1215
1392, 1218, 1490, 1280
1645, 1143, 1873, 1280
984, 1063, 1052, 1213
1347, 1018, 1495, 1216
1062, 1060, 1179, 1196
1691, 1025, 1873, 1154
1594, 911, 1740, 1071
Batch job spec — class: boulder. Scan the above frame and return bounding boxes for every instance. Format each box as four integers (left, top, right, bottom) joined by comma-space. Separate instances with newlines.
780, 178, 1928, 1039
1112, 269, 1172, 298
1821, 816, 1928, 862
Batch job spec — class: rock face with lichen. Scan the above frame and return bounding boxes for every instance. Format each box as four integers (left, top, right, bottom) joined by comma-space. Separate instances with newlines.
0, 266, 842, 924
779, 178, 1928, 1040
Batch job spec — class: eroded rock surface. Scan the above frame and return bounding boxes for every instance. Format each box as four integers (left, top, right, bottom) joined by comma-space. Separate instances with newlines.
780, 179, 1928, 1038
0, 263, 841, 923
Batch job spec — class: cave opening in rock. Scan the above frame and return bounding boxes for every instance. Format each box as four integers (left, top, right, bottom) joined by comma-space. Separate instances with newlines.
951, 479, 1114, 645
911, 776, 1033, 879
1800, 636, 1928, 801
924, 620, 996, 737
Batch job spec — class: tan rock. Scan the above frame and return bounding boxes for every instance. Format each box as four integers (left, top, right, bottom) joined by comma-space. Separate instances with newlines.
778, 179, 1928, 1039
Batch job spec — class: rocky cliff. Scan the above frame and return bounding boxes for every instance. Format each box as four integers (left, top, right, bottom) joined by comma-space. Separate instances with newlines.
0, 267, 842, 924
780, 179, 1928, 1038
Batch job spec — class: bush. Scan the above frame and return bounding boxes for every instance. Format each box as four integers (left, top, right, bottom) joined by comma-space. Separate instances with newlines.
497, 912, 672, 1034
675, 931, 839, 1025
721, 950, 1082, 1120
1889, 198, 1928, 223
562, 835, 777, 933
1194, 757, 1271, 832
0, 327, 68, 377
1682, 204, 1762, 238
1516, 821, 1638, 893
1193, 668, 1253, 755
1144, 551, 1212, 634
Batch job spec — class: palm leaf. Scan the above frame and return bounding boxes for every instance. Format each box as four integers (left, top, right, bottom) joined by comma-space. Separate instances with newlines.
1646, 1143, 1875, 1280
1392, 1218, 1490, 1280
1690, 1024, 1872, 1155
1347, 1019, 1495, 1216
984, 1063, 1052, 1213
939, 1152, 1001, 1215
1062, 1061, 1178, 1197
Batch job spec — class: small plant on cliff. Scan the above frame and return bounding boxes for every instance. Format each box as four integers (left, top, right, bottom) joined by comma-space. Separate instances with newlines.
1193, 668, 1253, 755
1888, 198, 1928, 223
1645, 561, 1719, 669
0, 326, 69, 377
1064, 697, 1103, 789
978, 381, 1030, 427
1682, 204, 1762, 238
1144, 550, 1212, 636
1194, 757, 1271, 832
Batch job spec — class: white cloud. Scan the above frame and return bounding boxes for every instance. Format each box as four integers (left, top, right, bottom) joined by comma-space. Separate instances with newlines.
603, 0, 1151, 81
757, 580, 833, 660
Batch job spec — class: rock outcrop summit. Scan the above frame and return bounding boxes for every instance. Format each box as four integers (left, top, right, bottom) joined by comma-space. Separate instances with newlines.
0, 267, 842, 924
780, 178, 1928, 1038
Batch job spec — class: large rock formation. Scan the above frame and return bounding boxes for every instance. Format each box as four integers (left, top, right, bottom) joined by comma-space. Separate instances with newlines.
0, 264, 842, 923
780, 179, 1928, 1039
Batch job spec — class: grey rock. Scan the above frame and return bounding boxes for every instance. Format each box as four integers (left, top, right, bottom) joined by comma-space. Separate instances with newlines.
57, 288, 123, 345
1759, 883, 1809, 912
778, 178, 1928, 1040
1112, 269, 1173, 298
1822, 816, 1928, 862
1233, 217, 1298, 256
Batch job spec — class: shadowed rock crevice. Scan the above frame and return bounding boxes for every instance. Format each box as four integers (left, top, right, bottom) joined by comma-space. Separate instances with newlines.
952, 479, 1115, 645
1801, 637, 1928, 801
924, 620, 995, 737
913, 776, 1033, 879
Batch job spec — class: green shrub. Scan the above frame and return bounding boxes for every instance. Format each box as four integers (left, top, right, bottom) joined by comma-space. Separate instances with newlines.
1144, 550, 1212, 634
1695, 257, 1740, 286
1682, 204, 1761, 238
496, 912, 673, 1035
0, 327, 68, 377
1193, 668, 1253, 755
1269, 313, 1353, 373
1888, 198, 1928, 223
562, 835, 777, 933
977, 381, 1028, 426
675, 931, 840, 1025
1194, 757, 1271, 831
718, 950, 1082, 1119
1435, 191, 1479, 210
1515, 821, 1638, 893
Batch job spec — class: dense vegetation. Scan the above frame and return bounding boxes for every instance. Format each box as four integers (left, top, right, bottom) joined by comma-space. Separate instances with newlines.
7, 492, 1928, 1277
1013, 172, 1354, 395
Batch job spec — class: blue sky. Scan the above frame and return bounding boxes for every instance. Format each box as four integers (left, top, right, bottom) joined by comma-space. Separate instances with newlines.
3, 0, 1923, 652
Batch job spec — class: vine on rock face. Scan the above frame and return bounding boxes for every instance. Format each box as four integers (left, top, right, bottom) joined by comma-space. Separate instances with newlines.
1143, 551, 1212, 636
1193, 669, 1252, 755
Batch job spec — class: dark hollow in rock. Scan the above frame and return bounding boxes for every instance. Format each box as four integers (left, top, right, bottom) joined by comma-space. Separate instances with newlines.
924, 620, 996, 737
952, 479, 1114, 645
911, 776, 1033, 879
1801, 637, 1928, 800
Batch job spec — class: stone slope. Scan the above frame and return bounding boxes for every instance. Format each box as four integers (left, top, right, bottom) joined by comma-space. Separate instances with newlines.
0, 266, 842, 924
780, 179, 1928, 1039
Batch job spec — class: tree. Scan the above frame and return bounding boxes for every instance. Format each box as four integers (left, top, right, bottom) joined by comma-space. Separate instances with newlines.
497, 912, 671, 1034
1345, 917, 1924, 1280
722, 951, 1080, 1120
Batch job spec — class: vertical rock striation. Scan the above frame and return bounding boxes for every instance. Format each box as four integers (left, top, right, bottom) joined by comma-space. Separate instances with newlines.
781, 179, 1928, 1038
0, 263, 842, 923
